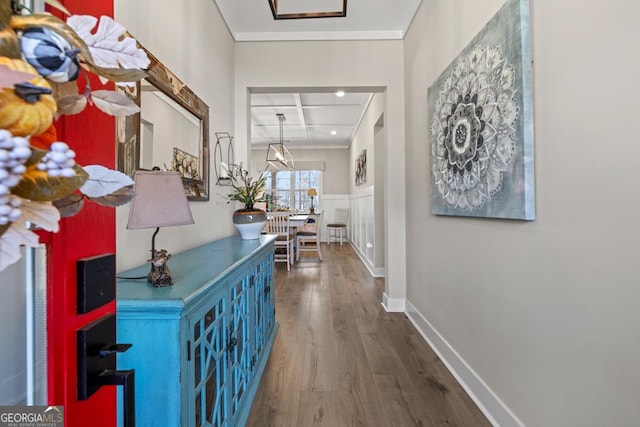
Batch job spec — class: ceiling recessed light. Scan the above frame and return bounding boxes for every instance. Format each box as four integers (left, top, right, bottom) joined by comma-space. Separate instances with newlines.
335, 91, 345, 98
331, 130, 337, 135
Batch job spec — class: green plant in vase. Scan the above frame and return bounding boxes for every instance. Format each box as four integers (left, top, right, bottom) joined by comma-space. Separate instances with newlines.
227, 165, 268, 239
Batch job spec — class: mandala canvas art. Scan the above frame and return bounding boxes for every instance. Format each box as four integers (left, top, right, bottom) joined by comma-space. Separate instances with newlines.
428, 0, 534, 220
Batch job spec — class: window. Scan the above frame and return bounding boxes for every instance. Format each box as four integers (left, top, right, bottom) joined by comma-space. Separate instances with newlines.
265, 170, 322, 212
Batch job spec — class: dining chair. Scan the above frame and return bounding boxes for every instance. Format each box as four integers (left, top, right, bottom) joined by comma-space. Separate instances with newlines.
296, 214, 323, 261
327, 208, 349, 245
266, 212, 295, 270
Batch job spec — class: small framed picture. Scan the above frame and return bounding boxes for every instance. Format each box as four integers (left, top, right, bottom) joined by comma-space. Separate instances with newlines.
355, 149, 367, 186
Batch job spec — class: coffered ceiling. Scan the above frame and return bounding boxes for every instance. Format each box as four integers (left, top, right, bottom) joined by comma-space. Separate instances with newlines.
214, 0, 422, 149
251, 91, 374, 150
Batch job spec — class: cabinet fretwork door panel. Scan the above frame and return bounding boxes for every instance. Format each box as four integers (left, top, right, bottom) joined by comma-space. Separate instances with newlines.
190, 294, 227, 426
229, 277, 252, 417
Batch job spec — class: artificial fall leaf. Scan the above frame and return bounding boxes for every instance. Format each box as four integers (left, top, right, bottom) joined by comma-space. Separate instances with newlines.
67, 15, 150, 72
50, 80, 79, 99
11, 148, 89, 202
80, 165, 134, 197
82, 62, 146, 83
56, 94, 87, 116
0, 0, 10, 27
0, 25, 21, 59
44, 0, 71, 16
0, 229, 24, 271
0, 64, 35, 88
53, 193, 84, 218
89, 186, 135, 207
91, 90, 140, 116
0, 220, 40, 272
50, 81, 87, 117
19, 199, 60, 233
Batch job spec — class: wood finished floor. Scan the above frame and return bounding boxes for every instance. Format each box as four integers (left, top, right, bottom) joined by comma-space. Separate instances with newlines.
246, 243, 490, 427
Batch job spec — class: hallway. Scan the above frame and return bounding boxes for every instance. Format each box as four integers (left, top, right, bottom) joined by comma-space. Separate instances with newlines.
246, 244, 489, 426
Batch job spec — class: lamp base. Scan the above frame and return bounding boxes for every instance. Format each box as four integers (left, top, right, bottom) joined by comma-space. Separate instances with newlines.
148, 249, 174, 287
309, 207, 315, 214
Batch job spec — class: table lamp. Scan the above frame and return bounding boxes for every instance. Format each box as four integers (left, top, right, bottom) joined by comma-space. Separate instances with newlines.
127, 170, 194, 287
307, 188, 318, 213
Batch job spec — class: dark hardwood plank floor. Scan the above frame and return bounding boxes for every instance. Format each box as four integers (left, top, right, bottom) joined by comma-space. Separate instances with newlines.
246, 243, 490, 427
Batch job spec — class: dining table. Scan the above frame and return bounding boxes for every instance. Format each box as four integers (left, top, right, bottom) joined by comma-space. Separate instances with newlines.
288, 214, 309, 228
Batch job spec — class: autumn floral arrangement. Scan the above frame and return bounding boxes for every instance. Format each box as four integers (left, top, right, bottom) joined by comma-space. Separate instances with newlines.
0, 0, 150, 271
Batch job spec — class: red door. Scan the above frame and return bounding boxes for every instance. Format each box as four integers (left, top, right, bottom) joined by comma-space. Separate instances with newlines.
47, 1, 118, 425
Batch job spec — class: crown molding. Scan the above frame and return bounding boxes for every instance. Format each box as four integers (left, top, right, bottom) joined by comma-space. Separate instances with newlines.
234, 30, 404, 42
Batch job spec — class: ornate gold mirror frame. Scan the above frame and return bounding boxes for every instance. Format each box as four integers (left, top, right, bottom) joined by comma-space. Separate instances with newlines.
117, 46, 210, 201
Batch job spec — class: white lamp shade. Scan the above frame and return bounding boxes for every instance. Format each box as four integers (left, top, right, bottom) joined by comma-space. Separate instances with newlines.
127, 171, 195, 229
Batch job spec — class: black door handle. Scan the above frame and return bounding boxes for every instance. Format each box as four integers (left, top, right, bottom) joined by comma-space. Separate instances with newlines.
77, 314, 136, 426
100, 370, 135, 427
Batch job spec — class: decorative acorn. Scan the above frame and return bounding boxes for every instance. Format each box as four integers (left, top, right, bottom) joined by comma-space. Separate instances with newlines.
20, 27, 80, 83
0, 57, 56, 137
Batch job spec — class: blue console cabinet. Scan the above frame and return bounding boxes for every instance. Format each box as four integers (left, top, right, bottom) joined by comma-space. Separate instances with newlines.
116, 236, 278, 426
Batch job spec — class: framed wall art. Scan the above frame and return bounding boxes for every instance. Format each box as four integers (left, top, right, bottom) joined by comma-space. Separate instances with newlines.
428, 0, 534, 220
355, 149, 367, 186
173, 147, 199, 180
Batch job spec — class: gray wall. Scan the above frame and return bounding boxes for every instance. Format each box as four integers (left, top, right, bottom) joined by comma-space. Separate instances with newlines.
404, 0, 640, 425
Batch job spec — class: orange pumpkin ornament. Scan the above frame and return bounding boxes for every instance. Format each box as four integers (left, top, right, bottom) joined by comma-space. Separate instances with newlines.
0, 57, 57, 137
30, 122, 57, 149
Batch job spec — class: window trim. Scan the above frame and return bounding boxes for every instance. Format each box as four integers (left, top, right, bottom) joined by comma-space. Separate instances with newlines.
266, 170, 322, 212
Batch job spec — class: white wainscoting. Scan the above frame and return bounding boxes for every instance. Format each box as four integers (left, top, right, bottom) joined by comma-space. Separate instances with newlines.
349, 187, 384, 277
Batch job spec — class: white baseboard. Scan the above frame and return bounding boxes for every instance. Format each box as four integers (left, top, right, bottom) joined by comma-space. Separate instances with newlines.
381, 292, 405, 312
349, 242, 385, 278
372, 267, 385, 277
405, 301, 524, 427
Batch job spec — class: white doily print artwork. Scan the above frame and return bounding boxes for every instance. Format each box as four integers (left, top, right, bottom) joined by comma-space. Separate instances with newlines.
428, 0, 535, 220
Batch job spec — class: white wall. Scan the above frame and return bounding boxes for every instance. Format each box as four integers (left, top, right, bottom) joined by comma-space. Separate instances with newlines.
115, 0, 237, 271
404, 0, 640, 425
236, 42, 406, 305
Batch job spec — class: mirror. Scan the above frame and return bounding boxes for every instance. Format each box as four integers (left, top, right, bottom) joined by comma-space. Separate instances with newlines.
117, 48, 210, 201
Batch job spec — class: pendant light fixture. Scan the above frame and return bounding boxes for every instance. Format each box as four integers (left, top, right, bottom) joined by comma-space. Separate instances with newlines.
266, 113, 294, 170
268, 0, 347, 20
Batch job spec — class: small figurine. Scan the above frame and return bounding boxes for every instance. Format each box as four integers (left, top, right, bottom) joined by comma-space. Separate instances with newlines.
147, 249, 174, 287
